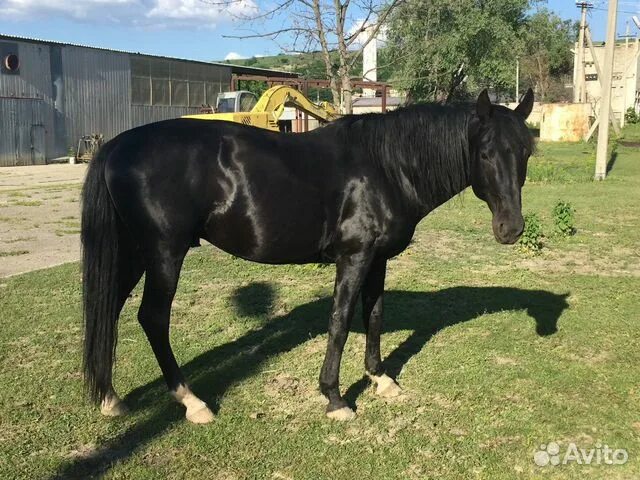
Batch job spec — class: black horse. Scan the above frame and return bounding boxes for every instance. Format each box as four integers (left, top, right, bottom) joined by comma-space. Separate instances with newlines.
82, 89, 534, 423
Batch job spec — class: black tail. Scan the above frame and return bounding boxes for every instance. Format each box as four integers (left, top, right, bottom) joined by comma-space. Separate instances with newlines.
81, 146, 121, 403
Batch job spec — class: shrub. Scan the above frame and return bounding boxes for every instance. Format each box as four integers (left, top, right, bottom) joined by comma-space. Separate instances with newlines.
624, 108, 639, 125
553, 201, 576, 237
518, 213, 543, 254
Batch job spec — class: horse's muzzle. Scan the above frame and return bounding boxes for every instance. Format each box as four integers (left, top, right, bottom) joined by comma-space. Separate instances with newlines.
492, 214, 524, 245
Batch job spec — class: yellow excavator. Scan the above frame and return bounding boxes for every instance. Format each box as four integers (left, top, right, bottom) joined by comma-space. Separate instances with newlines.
183, 85, 338, 132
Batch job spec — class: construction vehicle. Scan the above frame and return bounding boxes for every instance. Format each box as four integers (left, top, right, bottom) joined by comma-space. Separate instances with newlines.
183, 85, 338, 132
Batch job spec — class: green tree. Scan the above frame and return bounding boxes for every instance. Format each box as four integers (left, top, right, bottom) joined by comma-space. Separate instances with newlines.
225, 0, 402, 113
520, 9, 576, 102
386, 0, 530, 102
237, 80, 269, 98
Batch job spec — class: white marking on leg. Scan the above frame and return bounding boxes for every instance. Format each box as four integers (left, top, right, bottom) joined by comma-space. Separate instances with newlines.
367, 372, 402, 398
171, 385, 214, 424
100, 389, 129, 417
326, 406, 356, 421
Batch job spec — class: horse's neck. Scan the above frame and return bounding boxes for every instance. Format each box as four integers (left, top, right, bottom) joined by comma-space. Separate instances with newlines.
414, 147, 472, 217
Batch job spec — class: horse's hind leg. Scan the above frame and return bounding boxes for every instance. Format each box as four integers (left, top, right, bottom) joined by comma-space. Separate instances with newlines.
361, 259, 401, 398
138, 243, 214, 424
101, 233, 144, 417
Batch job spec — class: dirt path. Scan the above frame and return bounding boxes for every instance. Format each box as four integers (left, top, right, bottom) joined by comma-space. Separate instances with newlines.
0, 164, 87, 278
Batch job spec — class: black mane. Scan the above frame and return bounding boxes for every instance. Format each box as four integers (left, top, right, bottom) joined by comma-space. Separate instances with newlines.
337, 103, 533, 209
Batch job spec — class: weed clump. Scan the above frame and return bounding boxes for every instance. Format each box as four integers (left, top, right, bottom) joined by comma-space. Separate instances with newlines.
553, 201, 576, 237
518, 213, 543, 254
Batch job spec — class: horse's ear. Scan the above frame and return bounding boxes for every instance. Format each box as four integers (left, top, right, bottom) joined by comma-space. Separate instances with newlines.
476, 89, 492, 119
514, 88, 534, 119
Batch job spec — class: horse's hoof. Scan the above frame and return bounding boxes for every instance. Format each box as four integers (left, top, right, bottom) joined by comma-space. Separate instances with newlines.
377, 380, 402, 398
326, 406, 356, 421
368, 373, 402, 398
186, 405, 215, 424
100, 396, 129, 417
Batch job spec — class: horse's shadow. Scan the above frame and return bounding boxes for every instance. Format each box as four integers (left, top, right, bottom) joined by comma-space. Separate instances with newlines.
53, 285, 568, 479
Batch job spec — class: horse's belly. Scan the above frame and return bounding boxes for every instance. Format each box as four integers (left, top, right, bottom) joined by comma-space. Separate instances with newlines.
203, 190, 327, 264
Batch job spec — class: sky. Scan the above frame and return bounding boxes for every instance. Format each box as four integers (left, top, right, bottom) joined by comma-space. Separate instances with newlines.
0, 0, 638, 63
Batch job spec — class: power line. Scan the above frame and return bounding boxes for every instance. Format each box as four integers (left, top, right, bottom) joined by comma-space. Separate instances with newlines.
592, 7, 638, 14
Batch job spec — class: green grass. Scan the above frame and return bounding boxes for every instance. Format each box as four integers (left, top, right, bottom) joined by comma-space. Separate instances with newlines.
0, 249, 29, 257
527, 142, 595, 183
0, 139, 639, 479
7, 191, 30, 198
8, 199, 43, 207
55, 229, 81, 236
621, 122, 640, 142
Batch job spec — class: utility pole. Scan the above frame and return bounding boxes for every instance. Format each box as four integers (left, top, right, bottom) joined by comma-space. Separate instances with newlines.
515, 57, 520, 102
575, 2, 591, 103
595, 0, 619, 180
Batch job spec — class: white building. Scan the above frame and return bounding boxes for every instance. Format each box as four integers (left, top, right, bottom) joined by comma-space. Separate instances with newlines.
574, 38, 640, 126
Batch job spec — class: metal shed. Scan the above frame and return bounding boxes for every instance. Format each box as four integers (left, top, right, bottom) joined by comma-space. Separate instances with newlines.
0, 34, 297, 166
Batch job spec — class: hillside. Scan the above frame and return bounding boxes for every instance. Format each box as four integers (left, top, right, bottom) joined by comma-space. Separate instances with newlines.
218, 50, 393, 82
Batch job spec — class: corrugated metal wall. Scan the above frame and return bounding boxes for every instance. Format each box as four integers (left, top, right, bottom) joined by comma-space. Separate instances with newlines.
61, 46, 131, 151
0, 40, 54, 166
0, 37, 239, 166
0, 41, 52, 98
0, 98, 46, 166
131, 105, 200, 128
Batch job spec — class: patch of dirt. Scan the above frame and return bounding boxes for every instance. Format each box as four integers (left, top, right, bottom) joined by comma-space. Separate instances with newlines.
563, 349, 612, 366
264, 373, 302, 397
520, 248, 640, 277
479, 435, 522, 449
65, 443, 117, 461
0, 164, 87, 277
493, 355, 519, 366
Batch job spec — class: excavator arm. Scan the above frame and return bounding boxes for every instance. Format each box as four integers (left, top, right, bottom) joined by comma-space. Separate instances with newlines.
183, 85, 338, 132
251, 85, 338, 128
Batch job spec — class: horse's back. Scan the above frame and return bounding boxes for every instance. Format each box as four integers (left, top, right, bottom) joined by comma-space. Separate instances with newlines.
102, 119, 340, 264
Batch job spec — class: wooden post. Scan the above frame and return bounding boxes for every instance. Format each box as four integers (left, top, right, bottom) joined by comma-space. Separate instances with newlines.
515, 58, 520, 101
595, 0, 618, 180
303, 80, 309, 132
382, 85, 387, 113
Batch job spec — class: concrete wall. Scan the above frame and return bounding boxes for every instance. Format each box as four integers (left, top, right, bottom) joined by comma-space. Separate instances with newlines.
499, 101, 544, 126
540, 103, 591, 142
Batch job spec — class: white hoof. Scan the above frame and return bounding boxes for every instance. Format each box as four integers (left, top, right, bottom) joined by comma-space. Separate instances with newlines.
100, 394, 129, 417
326, 406, 356, 421
171, 385, 214, 424
367, 373, 402, 398
186, 405, 215, 424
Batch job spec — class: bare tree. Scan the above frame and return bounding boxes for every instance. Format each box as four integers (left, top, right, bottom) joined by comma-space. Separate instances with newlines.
223, 0, 403, 113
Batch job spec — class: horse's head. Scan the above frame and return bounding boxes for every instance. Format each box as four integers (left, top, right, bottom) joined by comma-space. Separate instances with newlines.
469, 89, 534, 244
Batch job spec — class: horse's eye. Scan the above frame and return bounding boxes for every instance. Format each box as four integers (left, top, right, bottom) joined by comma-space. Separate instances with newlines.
480, 152, 488, 160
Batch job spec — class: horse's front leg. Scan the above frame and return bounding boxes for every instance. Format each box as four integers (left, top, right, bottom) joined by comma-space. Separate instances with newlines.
320, 251, 373, 421
361, 259, 402, 398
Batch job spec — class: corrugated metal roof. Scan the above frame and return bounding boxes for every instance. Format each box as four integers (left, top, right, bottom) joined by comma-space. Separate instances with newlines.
353, 96, 403, 107
0, 32, 299, 78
